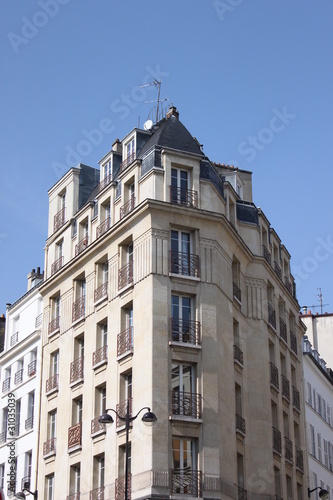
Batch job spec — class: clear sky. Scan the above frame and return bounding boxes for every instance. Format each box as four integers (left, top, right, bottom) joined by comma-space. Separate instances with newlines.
1, 1, 332, 316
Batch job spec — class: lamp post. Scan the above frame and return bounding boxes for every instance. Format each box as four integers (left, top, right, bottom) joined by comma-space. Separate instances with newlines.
15, 488, 38, 499
308, 486, 329, 499
99, 400, 157, 500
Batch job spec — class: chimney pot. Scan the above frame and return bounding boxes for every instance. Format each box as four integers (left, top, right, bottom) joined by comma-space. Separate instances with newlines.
166, 106, 179, 120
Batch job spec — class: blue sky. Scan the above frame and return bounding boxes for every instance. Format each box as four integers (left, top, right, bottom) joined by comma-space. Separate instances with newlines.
1, 1, 333, 315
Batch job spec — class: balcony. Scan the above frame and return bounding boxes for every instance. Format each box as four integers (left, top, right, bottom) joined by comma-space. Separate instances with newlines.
67, 493, 80, 500
272, 427, 282, 454
49, 316, 60, 335
233, 282, 241, 302
25, 415, 34, 430
2, 377, 10, 393
0, 430, 6, 444
68, 422, 82, 450
170, 391, 202, 419
96, 218, 111, 239
120, 151, 136, 173
9, 422, 20, 437
70, 357, 84, 385
72, 296, 85, 323
118, 261, 133, 290
290, 331, 297, 355
28, 359, 37, 377
46, 374, 58, 394
75, 235, 88, 256
270, 362, 279, 392
284, 277, 293, 295
274, 261, 282, 280
295, 446, 304, 472
91, 416, 106, 437
235, 414, 246, 435
170, 186, 198, 208
117, 327, 133, 357
99, 173, 112, 192
115, 475, 131, 500
51, 256, 64, 275
90, 486, 104, 500
262, 245, 271, 264
94, 282, 108, 303
268, 303, 276, 329
171, 469, 202, 497
116, 398, 132, 428
170, 318, 200, 345
281, 375, 290, 403
292, 386, 300, 412
21, 476, 31, 491
93, 345, 108, 368
169, 251, 200, 278
120, 197, 135, 219
10, 331, 18, 346
279, 317, 287, 343
14, 369, 23, 385
233, 345, 244, 366
43, 437, 56, 457
54, 207, 65, 232
238, 486, 248, 500
284, 437, 293, 463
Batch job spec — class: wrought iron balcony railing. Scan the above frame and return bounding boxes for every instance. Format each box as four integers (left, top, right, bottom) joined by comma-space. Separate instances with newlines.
51, 256, 64, 275
120, 197, 135, 219
99, 173, 112, 192
115, 475, 131, 500
43, 437, 56, 456
94, 282, 108, 303
270, 362, 279, 391
75, 235, 88, 256
238, 486, 248, 500
35, 312, 43, 328
0, 430, 6, 444
279, 317, 287, 343
91, 416, 106, 436
68, 422, 82, 449
170, 318, 200, 345
25, 415, 34, 430
46, 374, 58, 394
284, 277, 293, 295
268, 302, 276, 329
290, 331, 297, 355
72, 296, 85, 323
295, 446, 304, 472
120, 151, 136, 173
96, 218, 111, 238
284, 437, 293, 463
93, 345, 108, 367
10, 332, 18, 346
170, 251, 200, 278
274, 261, 282, 280
90, 486, 104, 500
116, 398, 132, 428
292, 386, 300, 412
28, 359, 37, 377
272, 427, 282, 454
49, 316, 60, 335
233, 344, 244, 366
170, 186, 198, 208
170, 469, 202, 497
262, 244, 271, 264
281, 375, 290, 402
67, 493, 81, 500
235, 414, 246, 435
233, 282, 241, 302
70, 357, 84, 384
117, 327, 133, 357
2, 377, 10, 393
118, 261, 133, 290
14, 369, 23, 385
54, 207, 65, 232
170, 391, 202, 419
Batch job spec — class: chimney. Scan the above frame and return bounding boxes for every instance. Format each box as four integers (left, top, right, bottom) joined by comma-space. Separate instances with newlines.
112, 139, 122, 153
166, 106, 179, 120
27, 267, 44, 291
302, 306, 307, 315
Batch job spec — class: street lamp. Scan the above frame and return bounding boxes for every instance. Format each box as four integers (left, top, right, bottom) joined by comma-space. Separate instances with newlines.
99, 400, 157, 500
308, 486, 329, 499
15, 488, 38, 499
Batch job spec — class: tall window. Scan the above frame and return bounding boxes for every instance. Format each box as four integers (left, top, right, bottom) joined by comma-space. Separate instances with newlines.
72, 396, 83, 425
171, 295, 191, 342
24, 451, 32, 485
93, 454, 105, 490
48, 411, 57, 440
51, 351, 59, 377
171, 167, 188, 204
0, 463, 4, 490
171, 364, 195, 416
26, 391, 35, 429
103, 161, 111, 180
95, 385, 106, 417
171, 230, 191, 275
172, 438, 197, 494
46, 474, 54, 500
126, 138, 135, 159
70, 464, 81, 497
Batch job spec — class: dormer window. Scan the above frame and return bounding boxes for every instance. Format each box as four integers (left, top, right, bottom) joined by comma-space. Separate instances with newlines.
121, 137, 136, 173
103, 161, 111, 180
126, 138, 135, 159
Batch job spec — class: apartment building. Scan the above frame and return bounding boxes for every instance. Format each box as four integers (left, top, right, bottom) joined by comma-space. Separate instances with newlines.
301, 310, 333, 370
37, 106, 308, 499
0, 268, 43, 497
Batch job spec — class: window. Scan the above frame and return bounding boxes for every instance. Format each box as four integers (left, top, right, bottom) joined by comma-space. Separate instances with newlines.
24, 451, 32, 487
26, 391, 35, 429
72, 396, 83, 425
95, 385, 106, 417
103, 161, 111, 180
170, 230, 199, 277
118, 241, 134, 289
72, 279, 85, 322
51, 351, 59, 377
318, 433, 322, 462
171, 363, 196, 417
237, 453, 245, 490
93, 454, 105, 490
95, 260, 108, 302
70, 336, 84, 384
172, 438, 198, 495
0, 463, 4, 490
46, 474, 54, 500
310, 424, 315, 456
48, 411, 57, 440
232, 257, 241, 301
307, 382, 312, 405
69, 464, 81, 497
171, 167, 188, 205
126, 138, 135, 159
171, 295, 192, 343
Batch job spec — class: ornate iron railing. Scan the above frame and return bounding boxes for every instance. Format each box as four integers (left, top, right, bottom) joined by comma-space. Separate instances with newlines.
21, 476, 31, 491
170, 391, 202, 419
170, 251, 200, 278
93, 346, 108, 367
274, 261, 282, 280
235, 414, 246, 435
49, 316, 60, 335
270, 362, 279, 391
238, 486, 248, 500
75, 235, 88, 256
272, 427, 281, 454
70, 357, 84, 384
120, 197, 135, 219
284, 437, 293, 463
25, 415, 34, 430
115, 475, 131, 500
68, 422, 82, 449
2, 377, 10, 393
170, 318, 200, 345
279, 317, 287, 342
284, 277, 293, 295
262, 245, 271, 264
89, 487, 104, 500
233, 282, 241, 302
295, 446, 304, 472
51, 256, 64, 275
99, 173, 112, 192
10, 332, 18, 346
67, 493, 80, 500
170, 186, 198, 208
170, 469, 202, 497
268, 302, 276, 328
28, 359, 37, 376
292, 386, 300, 412
117, 327, 133, 357
281, 375, 290, 402
72, 296, 85, 322
0, 429, 6, 444
94, 282, 108, 302
96, 218, 111, 238
43, 437, 56, 456
120, 151, 136, 173
290, 331, 297, 355
14, 369, 23, 385
91, 417, 106, 436
233, 345, 244, 366
118, 261, 133, 290
116, 398, 132, 428
46, 374, 58, 393
54, 207, 65, 232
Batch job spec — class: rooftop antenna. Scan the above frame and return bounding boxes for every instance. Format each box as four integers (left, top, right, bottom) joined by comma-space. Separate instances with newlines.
302, 288, 329, 314
140, 79, 169, 125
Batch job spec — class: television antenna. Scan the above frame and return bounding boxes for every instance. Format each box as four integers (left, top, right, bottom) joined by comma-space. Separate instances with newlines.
140, 79, 169, 125
302, 288, 329, 314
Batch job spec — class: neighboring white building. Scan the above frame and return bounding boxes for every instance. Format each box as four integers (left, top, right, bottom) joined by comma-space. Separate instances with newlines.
301, 310, 333, 369
303, 335, 333, 498
0, 268, 43, 497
